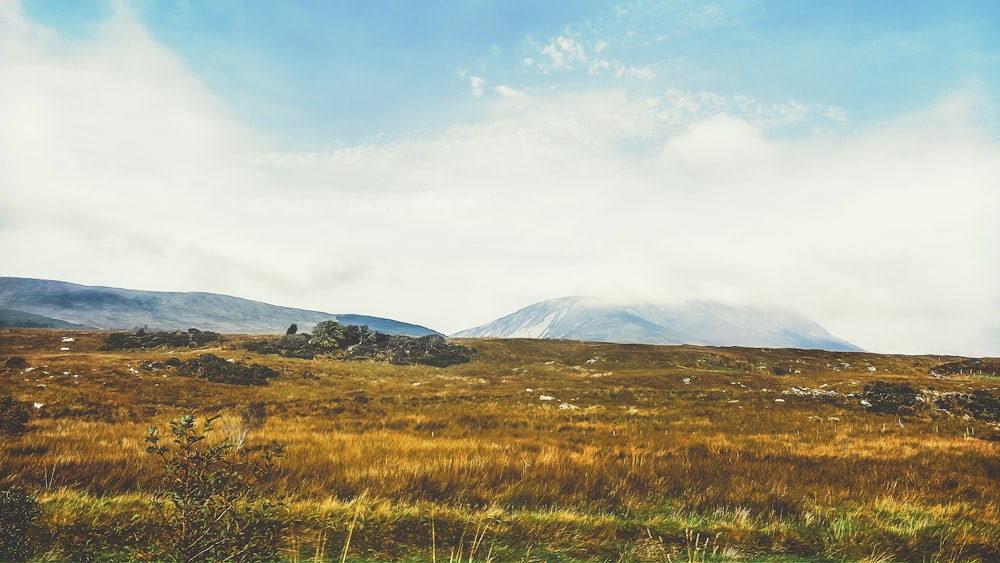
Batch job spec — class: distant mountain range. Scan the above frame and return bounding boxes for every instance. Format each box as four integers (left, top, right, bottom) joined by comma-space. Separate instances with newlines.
453, 296, 863, 352
2, 278, 862, 351
0, 277, 437, 336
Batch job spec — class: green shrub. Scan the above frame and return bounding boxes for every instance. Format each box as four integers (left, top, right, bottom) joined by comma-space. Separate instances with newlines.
0, 485, 41, 562
145, 415, 286, 563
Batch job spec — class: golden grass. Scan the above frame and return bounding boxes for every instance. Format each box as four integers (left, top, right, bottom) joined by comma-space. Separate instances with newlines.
1, 329, 999, 561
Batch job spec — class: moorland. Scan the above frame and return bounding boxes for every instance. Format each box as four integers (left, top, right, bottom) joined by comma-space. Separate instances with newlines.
1, 328, 999, 562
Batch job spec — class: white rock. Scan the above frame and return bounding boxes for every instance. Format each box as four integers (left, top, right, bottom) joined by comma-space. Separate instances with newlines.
539, 395, 555, 401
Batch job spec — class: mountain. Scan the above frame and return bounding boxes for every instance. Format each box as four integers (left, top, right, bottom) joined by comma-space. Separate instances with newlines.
0, 277, 437, 336
453, 296, 863, 352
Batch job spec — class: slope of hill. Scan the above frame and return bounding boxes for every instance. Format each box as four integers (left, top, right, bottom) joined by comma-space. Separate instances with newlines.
0, 307, 93, 330
0, 277, 437, 336
454, 296, 863, 351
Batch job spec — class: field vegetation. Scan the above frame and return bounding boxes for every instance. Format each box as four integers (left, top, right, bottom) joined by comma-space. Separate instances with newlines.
1, 328, 999, 562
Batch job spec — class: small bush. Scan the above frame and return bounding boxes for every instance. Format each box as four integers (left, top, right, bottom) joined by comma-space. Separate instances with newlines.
0, 485, 41, 562
177, 354, 279, 386
145, 415, 286, 563
0, 395, 31, 437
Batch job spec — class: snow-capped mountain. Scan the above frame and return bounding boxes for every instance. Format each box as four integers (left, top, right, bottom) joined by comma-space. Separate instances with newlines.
453, 296, 863, 352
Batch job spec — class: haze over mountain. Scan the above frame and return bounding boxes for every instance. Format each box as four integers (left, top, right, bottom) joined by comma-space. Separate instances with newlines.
0, 277, 437, 336
454, 296, 864, 352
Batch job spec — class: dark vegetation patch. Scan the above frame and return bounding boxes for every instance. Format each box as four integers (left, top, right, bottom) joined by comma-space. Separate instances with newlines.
931, 358, 1000, 377
861, 380, 1000, 423
177, 354, 279, 386
861, 381, 920, 414
347, 333, 475, 367
243, 320, 473, 367
243, 333, 315, 359
935, 390, 1000, 422
100, 328, 221, 351
4, 356, 29, 369
0, 395, 31, 437
0, 485, 42, 562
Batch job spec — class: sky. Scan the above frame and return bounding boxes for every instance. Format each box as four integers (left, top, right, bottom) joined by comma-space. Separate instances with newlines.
1, 0, 999, 356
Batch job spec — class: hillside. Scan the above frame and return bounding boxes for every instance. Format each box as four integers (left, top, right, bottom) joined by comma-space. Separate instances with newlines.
0, 307, 93, 330
1, 329, 998, 562
0, 277, 437, 336
454, 296, 863, 352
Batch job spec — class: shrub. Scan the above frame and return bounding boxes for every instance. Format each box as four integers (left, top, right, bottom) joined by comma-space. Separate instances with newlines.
176, 354, 279, 386
0, 485, 41, 562
145, 415, 286, 563
0, 395, 30, 437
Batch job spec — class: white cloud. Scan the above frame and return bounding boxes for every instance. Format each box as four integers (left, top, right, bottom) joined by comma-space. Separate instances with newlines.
540, 35, 587, 70
469, 75, 486, 98
613, 63, 655, 81
662, 114, 774, 168
495, 85, 525, 98
2, 4, 999, 356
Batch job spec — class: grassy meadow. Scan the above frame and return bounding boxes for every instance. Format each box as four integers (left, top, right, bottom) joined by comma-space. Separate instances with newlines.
1, 328, 999, 562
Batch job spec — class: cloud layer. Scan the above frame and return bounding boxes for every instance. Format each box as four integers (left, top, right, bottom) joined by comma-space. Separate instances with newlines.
2, 2, 999, 356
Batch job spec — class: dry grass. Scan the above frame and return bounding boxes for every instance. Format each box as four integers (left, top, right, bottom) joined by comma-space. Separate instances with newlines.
1, 329, 999, 561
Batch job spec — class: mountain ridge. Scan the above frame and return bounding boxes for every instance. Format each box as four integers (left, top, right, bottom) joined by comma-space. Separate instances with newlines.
0, 277, 437, 336
453, 296, 863, 352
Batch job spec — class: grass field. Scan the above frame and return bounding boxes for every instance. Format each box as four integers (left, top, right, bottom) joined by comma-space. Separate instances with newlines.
2, 328, 999, 562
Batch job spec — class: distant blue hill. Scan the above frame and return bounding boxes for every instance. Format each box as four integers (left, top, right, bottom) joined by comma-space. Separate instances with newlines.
0, 277, 437, 336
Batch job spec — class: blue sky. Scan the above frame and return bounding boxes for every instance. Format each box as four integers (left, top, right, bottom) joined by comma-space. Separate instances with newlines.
2, 0, 1000, 355
20, 0, 999, 144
